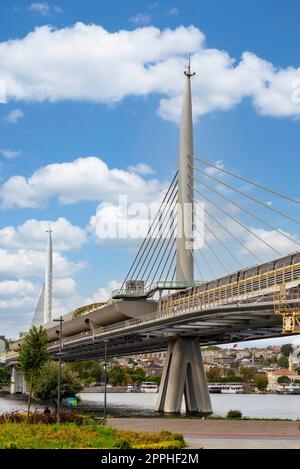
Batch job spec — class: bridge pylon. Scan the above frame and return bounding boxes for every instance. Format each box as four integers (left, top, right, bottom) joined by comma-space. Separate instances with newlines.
155, 337, 212, 414
156, 61, 212, 415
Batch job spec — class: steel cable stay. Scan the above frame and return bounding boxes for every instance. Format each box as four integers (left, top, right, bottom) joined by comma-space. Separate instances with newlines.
31, 284, 45, 327
145, 217, 177, 284
191, 185, 282, 257
191, 164, 300, 228
136, 191, 178, 280
150, 227, 177, 284
195, 212, 243, 270
192, 173, 300, 249
192, 199, 262, 264
121, 171, 178, 287
189, 248, 204, 281
192, 156, 300, 207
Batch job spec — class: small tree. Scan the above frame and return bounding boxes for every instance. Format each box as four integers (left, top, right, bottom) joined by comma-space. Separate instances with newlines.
18, 326, 49, 416
281, 344, 294, 357
277, 356, 289, 369
34, 361, 83, 406
0, 366, 9, 390
254, 374, 268, 391
206, 367, 222, 383
129, 367, 146, 384
277, 375, 291, 384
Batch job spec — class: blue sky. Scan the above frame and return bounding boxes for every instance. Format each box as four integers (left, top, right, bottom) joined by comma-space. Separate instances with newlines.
0, 0, 300, 343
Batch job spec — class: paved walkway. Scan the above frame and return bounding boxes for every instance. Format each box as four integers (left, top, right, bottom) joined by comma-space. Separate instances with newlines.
108, 418, 300, 449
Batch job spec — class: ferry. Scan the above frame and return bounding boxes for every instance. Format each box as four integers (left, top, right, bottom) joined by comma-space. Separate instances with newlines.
208, 383, 244, 394
276, 383, 300, 395
140, 381, 159, 393
126, 385, 141, 393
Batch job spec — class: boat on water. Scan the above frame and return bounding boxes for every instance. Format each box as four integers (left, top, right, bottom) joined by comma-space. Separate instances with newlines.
140, 381, 159, 393
208, 383, 244, 394
126, 385, 141, 393
276, 383, 300, 395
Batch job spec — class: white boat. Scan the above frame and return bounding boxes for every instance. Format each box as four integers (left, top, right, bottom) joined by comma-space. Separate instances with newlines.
208, 383, 244, 394
140, 381, 159, 393
221, 383, 244, 394
277, 383, 300, 395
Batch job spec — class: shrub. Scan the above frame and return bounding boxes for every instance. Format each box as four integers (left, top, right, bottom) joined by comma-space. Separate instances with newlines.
226, 409, 242, 419
113, 438, 132, 449
0, 410, 88, 425
135, 440, 185, 449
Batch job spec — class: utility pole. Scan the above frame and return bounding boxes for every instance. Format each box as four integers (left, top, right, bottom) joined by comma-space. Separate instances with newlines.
54, 316, 64, 423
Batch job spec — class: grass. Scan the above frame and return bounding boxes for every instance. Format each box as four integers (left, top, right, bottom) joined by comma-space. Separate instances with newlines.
0, 422, 186, 449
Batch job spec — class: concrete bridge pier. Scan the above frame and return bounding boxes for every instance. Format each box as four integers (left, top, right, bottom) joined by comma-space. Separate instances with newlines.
155, 336, 212, 415
10, 364, 27, 394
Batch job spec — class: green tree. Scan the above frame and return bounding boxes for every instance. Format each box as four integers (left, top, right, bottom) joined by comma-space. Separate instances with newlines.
0, 366, 9, 390
277, 356, 289, 369
277, 375, 291, 384
281, 344, 294, 357
18, 326, 49, 416
68, 360, 103, 384
254, 374, 268, 390
108, 365, 129, 386
129, 367, 146, 384
34, 361, 83, 406
145, 375, 161, 384
240, 367, 255, 383
206, 367, 222, 383
223, 369, 242, 383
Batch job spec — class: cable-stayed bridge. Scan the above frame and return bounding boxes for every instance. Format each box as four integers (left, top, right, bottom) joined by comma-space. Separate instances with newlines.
6, 62, 300, 415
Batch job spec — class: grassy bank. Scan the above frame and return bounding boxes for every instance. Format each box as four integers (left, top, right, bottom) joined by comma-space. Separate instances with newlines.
0, 422, 186, 449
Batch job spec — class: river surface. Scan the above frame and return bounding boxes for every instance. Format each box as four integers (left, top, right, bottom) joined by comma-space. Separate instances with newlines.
1, 392, 300, 420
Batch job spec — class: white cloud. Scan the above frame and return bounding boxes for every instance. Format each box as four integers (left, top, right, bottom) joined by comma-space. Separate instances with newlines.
28, 2, 63, 16
53, 277, 76, 297
0, 23, 299, 121
0, 248, 83, 279
0, 217, 86, 251
0, 156, 163, 209
242, 227, 300, 258
0, 149, 23, 159
168, 7, 180, 16
0, 279, 39, 298
130, 13, 152, 25
4, 108, 24, 124
84, 280, 121, 305
128, 163, 155, 175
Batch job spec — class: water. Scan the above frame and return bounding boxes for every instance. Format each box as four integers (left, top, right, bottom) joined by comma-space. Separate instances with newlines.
77, 392, 300, 420
1, 392, 300, 420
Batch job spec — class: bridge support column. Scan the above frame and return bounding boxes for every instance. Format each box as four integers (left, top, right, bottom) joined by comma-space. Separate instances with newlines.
155, 337, 212, 415
10, 365, 26, 394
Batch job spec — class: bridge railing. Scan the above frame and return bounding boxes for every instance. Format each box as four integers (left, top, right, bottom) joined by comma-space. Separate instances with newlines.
159, 263, 300, 317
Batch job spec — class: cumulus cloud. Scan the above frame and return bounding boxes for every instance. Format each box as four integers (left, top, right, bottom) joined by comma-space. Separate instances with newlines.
242, 227, 300, 258
84, 280, 121, 305
168, 7, 180, 16
0, 156, 163, 209
0, 149, 23, 159
0, 217, 86, 251
0, 249, 83, 280
130, 13, 152, 25
28, 2, 63, 16
4, 108, 24, 124
0, 279, 39, 298
128, 163, 155, 175
0, 23, 299, 121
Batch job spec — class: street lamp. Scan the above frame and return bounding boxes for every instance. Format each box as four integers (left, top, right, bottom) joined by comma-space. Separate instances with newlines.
103, 339, 108, 420
54, 316, 64, 423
